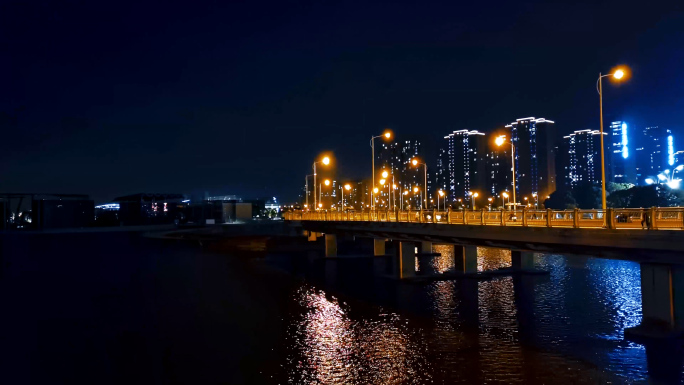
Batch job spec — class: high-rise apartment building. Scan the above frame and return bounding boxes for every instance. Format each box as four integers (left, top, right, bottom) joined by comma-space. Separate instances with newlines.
444, 130, 486, 202
505, 117, 556, 199
635, 126, 675, 184
610, 121, 631, 183
561, 129, 607, 188
485, 146, 512, 197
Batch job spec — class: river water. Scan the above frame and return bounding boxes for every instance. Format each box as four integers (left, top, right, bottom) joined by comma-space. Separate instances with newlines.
1, 232, 681, 384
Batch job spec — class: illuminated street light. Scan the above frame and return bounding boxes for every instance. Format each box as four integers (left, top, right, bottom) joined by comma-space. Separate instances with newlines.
411, 158, 428, 210
382, 170, 389, 179
502, 192, 510, 209
469, 191, 479, 210
312, 154, 332, 210
370, 129, 393, 210
495, 135, 516, 208
339, 183, 352, 211
324, 179, 330, 186
597, 65, 630, 210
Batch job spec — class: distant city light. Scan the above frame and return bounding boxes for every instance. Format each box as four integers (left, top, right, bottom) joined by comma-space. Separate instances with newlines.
621, 123, 628, 159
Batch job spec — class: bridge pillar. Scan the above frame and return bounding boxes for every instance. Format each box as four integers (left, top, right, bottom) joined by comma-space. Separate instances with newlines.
395, 241, 416, 279
511, 250, 534, 270
373, 239, 386, 256
324, 234, 337, 257
307, 231, 317, 242
626, 263, 684, 340
419, 241, 433, 254
454, 245, 478, 273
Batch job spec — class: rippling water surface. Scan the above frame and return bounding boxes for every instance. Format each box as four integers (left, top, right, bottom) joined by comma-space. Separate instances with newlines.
276, 246, 683, 384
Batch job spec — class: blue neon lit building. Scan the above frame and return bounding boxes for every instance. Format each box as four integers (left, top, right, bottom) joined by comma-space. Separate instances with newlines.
610, 121, 632, 183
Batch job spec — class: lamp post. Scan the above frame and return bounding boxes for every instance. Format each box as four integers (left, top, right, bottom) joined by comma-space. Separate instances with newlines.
379, 179, 389, 209
488, 197, 493, 211
392, 183, 397, 210
313, 156, 330, 211
438, 190, 445, 211
413, 186, 420, 209
340, 184, 351, 211
469, 191, 479, 210
318, 179, 330, 210
372, 187, 379, 212
532, 193, 538, 209
502, 192, 509, 210
495, 136, 516, 209
411, 158, 428, 210
402, 190, 408, 210
370, 130, 392, 209
597, 67, 629, 210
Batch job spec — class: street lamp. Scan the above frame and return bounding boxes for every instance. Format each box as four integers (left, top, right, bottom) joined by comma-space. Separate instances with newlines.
402, 190, 409, 210
469, 191, 479, 210
313, 155, 331, 211
379, 179, 388, 209
438, 190, 445, 211
319, 179, 331, 209
370, 129, 393, 209
340, 183, 351, 211
495, 135, 516, 208
488, 197, 493, 211
502, 192, 509, 210
532, 193, 538, 209
411, 158, 428, 210
597, 66, 630, 209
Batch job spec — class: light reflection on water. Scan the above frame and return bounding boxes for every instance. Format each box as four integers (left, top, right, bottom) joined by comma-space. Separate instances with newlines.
281, 248, 666, 383
285, 285, 433, 384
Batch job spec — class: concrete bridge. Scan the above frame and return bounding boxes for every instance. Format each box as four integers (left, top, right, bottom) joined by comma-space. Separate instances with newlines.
284, 207, 684, 341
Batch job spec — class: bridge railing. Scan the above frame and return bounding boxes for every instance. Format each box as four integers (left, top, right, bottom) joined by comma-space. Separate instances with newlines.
284, 207, 684, 230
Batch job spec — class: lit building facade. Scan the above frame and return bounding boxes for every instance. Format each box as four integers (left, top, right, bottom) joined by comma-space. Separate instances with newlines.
635, 126, 674, 184
485, 146, 512, 197
561, 129, 607, 188
505, 117, 556, 199
444, 130, 486, 203
610, 121, 632, 183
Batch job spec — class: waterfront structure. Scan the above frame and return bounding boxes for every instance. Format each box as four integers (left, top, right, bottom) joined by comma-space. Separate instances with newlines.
444, 130, 486, 202
505, 117, 556, 199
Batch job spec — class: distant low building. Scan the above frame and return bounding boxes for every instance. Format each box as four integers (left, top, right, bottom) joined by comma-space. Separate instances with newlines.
114, 193, 185, 225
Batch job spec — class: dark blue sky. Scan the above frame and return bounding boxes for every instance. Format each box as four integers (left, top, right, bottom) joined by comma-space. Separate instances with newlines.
2, 0, 683, 202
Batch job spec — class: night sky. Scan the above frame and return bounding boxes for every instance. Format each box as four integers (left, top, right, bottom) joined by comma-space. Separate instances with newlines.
2, 0, 683, 203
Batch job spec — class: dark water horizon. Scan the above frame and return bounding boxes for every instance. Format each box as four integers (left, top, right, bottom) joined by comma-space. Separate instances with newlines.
1, 232, 682, 384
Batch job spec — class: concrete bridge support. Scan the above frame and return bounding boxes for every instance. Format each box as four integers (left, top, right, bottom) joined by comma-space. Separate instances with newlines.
394, 241, 416, 279
374, 239, 386, 256
307, 231, 318, 242
511, 250, 534, 270
454, 245, 478, 274
626, 263, 684, 340
324, 234, 337, 258
419, 241, 433, 254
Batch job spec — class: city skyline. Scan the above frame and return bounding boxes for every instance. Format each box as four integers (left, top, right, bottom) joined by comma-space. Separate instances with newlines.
2, 2, 683, 203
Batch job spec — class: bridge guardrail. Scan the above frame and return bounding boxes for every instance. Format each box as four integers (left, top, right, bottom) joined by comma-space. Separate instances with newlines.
284, 207, 684, 230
